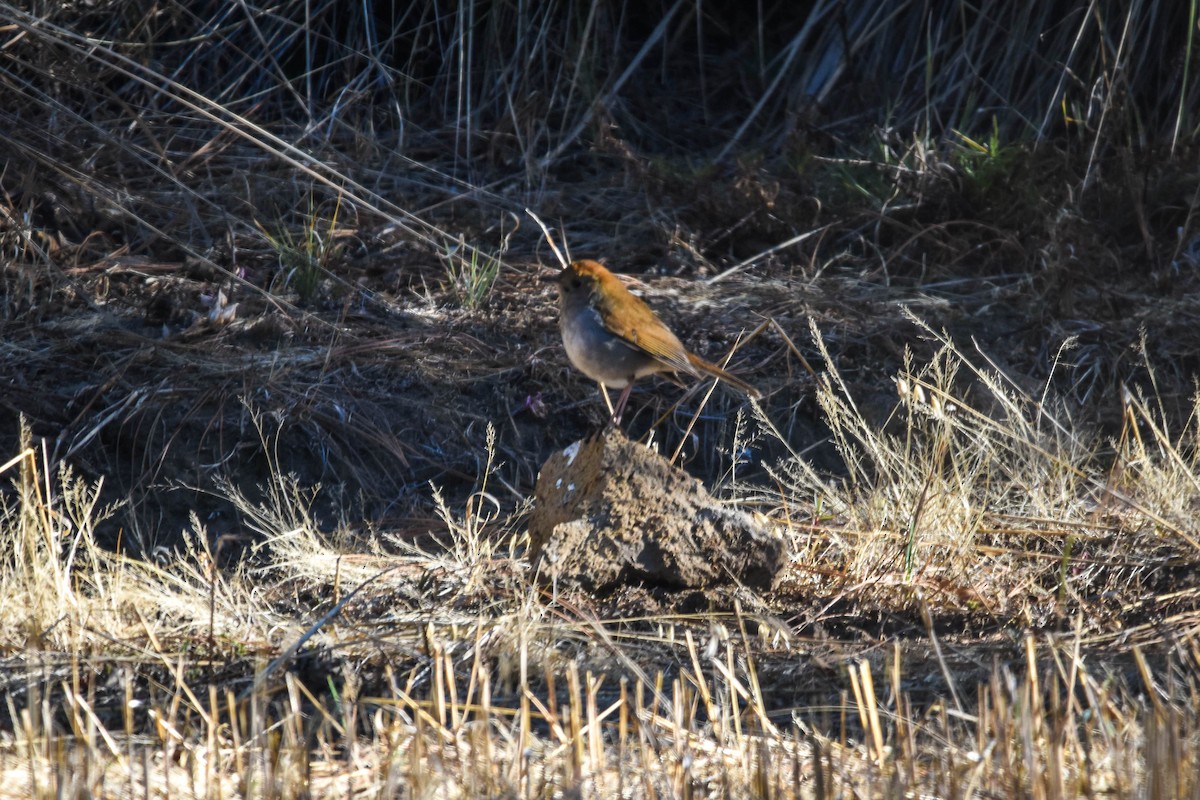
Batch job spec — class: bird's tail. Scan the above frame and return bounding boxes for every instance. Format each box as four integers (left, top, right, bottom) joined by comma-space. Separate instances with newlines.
686, 352, 762, 400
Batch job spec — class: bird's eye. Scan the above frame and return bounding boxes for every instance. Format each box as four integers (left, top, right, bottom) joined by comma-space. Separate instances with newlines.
571, 278, 582, 289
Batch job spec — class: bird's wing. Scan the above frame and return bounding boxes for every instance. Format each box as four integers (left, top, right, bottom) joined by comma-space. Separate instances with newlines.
592, 284, 697, 376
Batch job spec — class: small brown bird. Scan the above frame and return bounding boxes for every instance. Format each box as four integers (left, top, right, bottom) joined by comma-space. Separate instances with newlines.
553, 259, 760, 423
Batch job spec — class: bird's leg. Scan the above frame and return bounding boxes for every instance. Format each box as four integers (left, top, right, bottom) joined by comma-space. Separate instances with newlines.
600, 385, 615, 418
611, 383, 634, 425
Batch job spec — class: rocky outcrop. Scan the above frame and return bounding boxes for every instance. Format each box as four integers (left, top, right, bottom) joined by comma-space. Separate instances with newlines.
529, 429, 784, 593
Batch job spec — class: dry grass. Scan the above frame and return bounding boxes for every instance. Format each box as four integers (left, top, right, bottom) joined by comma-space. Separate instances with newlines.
3, 335, 1200, 795
7, 338, 1200, 796
3, 1, 1200, 796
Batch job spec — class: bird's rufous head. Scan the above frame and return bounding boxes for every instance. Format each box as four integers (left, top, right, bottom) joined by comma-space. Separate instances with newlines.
554, 259, 616, 299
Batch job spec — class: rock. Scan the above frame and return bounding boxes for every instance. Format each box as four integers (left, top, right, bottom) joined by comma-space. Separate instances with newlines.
528, 428, 784, 592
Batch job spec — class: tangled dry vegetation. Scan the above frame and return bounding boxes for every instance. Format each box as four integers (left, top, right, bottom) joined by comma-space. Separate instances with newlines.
2, 1, 1200, 796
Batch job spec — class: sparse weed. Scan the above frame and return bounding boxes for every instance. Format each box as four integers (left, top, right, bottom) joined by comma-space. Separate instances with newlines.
951, 118, 1029, 202
257, 193, 347, 304
832, 158, 899, 209
441, 235, 501, 310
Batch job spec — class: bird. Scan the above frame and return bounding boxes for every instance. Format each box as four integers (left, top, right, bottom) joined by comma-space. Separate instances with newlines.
552, 259, 760, 423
